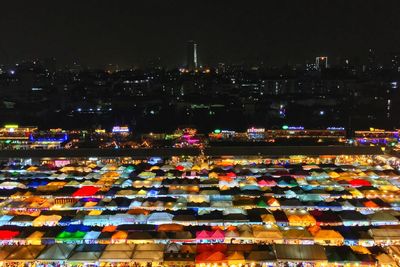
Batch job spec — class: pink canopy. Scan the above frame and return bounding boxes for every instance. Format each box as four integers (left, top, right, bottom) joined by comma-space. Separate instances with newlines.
196, 230, 211, 239
210, 229, 225, 239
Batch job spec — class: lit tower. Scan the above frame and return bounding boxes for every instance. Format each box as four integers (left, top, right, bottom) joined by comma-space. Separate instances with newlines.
186, 40, 198, 70
315, 56, 328, 70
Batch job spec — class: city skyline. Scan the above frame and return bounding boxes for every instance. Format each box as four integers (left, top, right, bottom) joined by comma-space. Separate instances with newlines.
1, 1, 400, 67
0, 46, 398, 71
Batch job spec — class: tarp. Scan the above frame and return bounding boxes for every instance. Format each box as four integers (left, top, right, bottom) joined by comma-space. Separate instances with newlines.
367, 211, 399, 225
99, 244, 135, 261
375, 253, 396, 266
247, 250, 276, 262
165, 243, 181, 253
225, 230, 240, 238
68, 244, 105, 261
147, 212, 174, 224
282, 229, 312, 239
0, 246, 16, 260
275, 244, 327, 262
131, 251, 164, 261
313, 230, 344, 245
253, 229, 282, 239
158, 223, 184, 232
84, 231, 101, 240
6, 245, 45, 260
37, 244, 75, 260
135, 244, 165, 251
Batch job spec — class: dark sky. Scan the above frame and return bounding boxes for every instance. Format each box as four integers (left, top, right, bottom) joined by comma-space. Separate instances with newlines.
1, 0, 400, 68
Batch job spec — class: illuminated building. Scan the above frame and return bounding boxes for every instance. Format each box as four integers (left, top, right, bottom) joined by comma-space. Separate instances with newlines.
29, 131, 69, 149
315, 56, 328, 70
209, 127, 346, 144
247, 127, 266, 140
112, 126, 130, 134
0, 125, 38, 149
355, 128, 399, 146
186, 40, 198, 70
0, 125, 69, 149
391, 54, 400, 72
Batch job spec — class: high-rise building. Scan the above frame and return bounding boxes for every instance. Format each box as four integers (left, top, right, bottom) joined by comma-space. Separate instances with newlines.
186, 40, 198, 70
44, 57, 57, 74
367, 48, 377, 72
315, 56, 328, 70
391, 54, 400, 72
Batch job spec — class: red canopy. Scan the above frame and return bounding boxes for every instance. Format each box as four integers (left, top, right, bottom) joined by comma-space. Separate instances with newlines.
0, 230, 20, 239
226, 172, 236, 178
196, 251, 212, 262
72, 186, 99, 197
349, 179, 371, 187
176, 165, 185, 171
197, 244, 227, 253
196, 251, 226, 263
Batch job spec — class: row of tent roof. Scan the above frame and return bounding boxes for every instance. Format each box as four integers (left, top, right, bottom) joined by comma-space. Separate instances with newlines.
1, 182, 399, 201
0, 159, 395, 173
1, 168, 398, 179
0, 162, 399, 185
1, 208, 400, 227
1, 223, 400, 246
2, 194, 400, 216
1, 175, 399, 190
0, 243, 396, 266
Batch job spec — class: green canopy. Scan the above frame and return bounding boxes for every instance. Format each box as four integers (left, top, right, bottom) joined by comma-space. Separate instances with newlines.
56, 231, 87, 240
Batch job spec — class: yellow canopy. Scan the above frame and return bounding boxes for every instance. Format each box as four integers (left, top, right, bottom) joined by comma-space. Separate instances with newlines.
26, 231, 45, 245
32, 215, 62, 227
351, 246, 371, 255
227, 251, 245, 264
314, 230, 344, 242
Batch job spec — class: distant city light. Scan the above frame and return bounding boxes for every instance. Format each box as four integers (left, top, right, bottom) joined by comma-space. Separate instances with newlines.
282, 126, 304, 130
5, 124, 19, 129
327, 127, 345, 130
247, 127, 265, 133
112, 126, 130, 133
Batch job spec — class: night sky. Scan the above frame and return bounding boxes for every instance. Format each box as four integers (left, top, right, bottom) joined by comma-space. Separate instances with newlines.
1, 0, 400, 68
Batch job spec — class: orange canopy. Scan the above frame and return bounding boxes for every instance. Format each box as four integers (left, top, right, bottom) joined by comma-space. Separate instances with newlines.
158, 224, 184, 232
127, 208, 150, 215
102, 225, 117, 232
